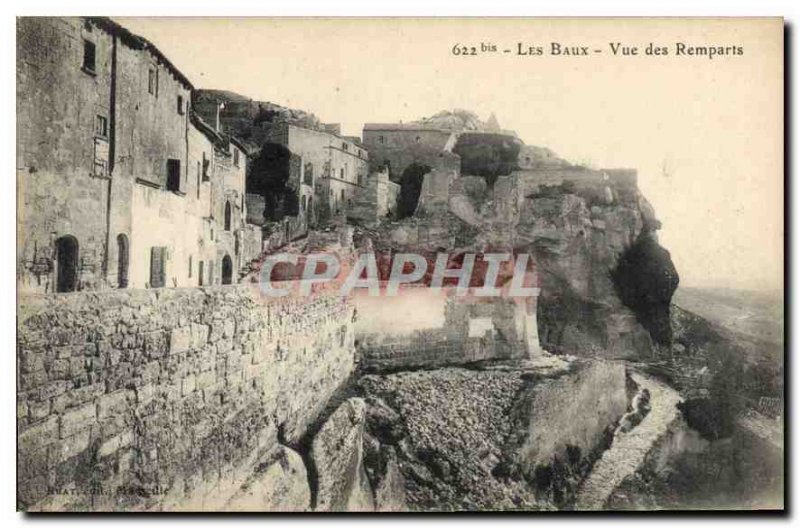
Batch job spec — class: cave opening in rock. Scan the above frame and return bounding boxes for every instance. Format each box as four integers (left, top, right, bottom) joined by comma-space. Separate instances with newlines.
610, 231, 679, 346
397, 163, 430, 219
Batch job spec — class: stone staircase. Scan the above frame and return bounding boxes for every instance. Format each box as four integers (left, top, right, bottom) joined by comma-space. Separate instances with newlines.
574, 372, 683, 510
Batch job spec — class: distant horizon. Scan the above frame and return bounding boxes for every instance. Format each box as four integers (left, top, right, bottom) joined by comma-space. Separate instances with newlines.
116, 17, 783, 292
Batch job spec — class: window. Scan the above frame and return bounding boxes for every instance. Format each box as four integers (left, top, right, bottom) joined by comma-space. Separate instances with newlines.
415, 136, 421, 143
202, 153, 210, 181
149, 247, 167, 288
148, 68, 158, 97
224, 202, 232, 231
93, 138, 108, 177
177, 95, 184, 115
82, 40, 96, 73
301, 195, 307, 212
95, 115, 108, 138
233, 148, 240, 167
166, 159, 181, 192
117, 234, 129, 289
340, 168, 344, 179
304, 163, 314, 186
188, 256, 193, 278
378, 135, 385, 144
196, 162, 201, 199
342, 142, 349, 151
198, 260, 204, 286
340, 189, 345, 202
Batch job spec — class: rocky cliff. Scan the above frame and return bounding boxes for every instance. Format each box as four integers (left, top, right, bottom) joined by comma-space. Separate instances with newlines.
367, 159, 679, 360
193, 89, 325, 153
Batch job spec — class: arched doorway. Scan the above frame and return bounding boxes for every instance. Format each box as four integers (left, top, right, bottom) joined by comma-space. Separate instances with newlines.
397, 163, 430, 219
116, 234, 129, 289
55, 235, 79, 293
224, 201, 232, 231
221, 254, 233, 285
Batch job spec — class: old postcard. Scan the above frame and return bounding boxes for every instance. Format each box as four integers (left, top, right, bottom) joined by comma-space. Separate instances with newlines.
16, 17, 784, 512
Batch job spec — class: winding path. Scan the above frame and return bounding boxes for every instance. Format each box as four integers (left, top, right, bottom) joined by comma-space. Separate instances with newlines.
574, 372, 683, 510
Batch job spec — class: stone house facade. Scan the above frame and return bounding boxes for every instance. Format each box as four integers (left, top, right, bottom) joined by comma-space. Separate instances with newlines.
263, 122, 370, 225
16, 17, 260, 293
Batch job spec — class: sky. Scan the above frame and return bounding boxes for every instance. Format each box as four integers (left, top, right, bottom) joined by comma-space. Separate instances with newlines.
118, 17, 784, 292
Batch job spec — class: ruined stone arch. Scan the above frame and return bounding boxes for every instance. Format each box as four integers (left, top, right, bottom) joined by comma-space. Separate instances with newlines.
397, 163, 431, 219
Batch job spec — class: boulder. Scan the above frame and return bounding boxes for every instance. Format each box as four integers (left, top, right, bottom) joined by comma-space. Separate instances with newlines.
223, 446, 310, 512
372, 448, 407, 512
311, 398, 375, 511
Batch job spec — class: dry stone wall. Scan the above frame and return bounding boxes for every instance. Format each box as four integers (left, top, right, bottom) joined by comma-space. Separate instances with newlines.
17, 284, 355, 511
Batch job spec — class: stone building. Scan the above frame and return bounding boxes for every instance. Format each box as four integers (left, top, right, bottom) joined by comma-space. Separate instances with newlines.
361, 123, 467, 218
16, 17, 260, 293
362, 123, 458, 180
261, 122, 370, 225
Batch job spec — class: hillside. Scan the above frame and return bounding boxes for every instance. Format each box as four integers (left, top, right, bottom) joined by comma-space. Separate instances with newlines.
673, 287, 783, 346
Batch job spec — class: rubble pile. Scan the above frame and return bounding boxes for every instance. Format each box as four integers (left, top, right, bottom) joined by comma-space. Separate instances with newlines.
357, 368, 544, 511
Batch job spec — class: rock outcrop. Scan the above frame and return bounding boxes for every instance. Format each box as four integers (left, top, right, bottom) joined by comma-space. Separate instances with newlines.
311, 398, 375, 511
193, 89, 324, 153
356, 359, 631, 511
224, 446, 311, 512
611, 231, 680, 345
574, 372, 683, 510
370, 165, 678, 359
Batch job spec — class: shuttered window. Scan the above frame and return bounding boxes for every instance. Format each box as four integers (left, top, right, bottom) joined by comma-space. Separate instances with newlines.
150, 247, 167, 288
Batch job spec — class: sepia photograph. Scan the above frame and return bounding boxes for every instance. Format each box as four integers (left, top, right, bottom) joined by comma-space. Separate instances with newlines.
14, 13, 784, 513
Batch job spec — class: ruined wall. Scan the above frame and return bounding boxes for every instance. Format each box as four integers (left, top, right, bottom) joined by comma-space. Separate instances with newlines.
357, 294, 534, 372
17, 285, 356, 511
415, 155, 461, 216
517, 145, 571, 170
362, 127, 456, 180
512, 167, 638, 199
239, 224, 263, 269
245, 193, 266, 225
348, 169, 400, 225
17, 18, 117, 293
